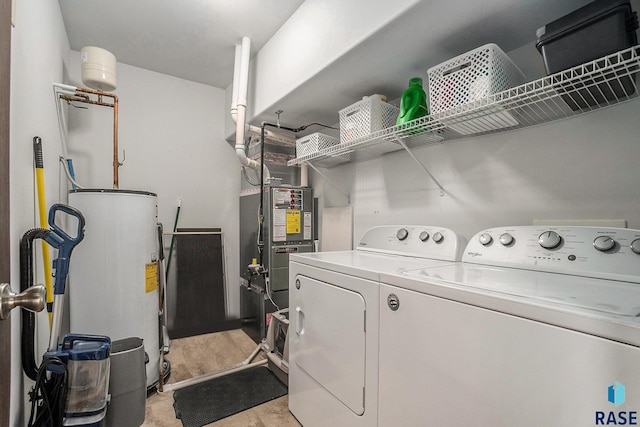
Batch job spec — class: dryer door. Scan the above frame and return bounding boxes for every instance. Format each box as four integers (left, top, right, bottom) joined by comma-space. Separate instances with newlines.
293, 275, 366, 415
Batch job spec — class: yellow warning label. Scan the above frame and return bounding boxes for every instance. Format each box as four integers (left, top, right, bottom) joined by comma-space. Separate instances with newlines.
145, 262, 159, 293
286, 210, 301, 234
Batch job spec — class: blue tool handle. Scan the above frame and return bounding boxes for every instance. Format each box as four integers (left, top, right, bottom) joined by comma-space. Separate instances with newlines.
45, 204, 86, 295
48, 204, 85, 245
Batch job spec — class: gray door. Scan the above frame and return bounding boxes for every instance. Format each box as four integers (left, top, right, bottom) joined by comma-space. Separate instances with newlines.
1, 0, 12, 425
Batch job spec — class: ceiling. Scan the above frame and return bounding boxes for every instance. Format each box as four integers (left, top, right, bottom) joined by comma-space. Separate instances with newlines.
59, 0, 305, 89
60, 0, 614, 132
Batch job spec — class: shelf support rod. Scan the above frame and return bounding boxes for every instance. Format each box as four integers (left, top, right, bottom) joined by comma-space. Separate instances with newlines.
305, 161, 351, 203
394, 136, 445, 196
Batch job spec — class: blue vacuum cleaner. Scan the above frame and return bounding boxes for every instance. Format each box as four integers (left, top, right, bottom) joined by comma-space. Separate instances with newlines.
22, 203, 87, 382
43, 204, 86, 352
44, 334, 111, 427
24, 204, 113, 427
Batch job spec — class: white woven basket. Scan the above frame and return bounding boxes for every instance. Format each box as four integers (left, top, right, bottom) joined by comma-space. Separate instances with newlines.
339, 96, 399, 143
428, 43, 525, 114
296, 132, 340, 157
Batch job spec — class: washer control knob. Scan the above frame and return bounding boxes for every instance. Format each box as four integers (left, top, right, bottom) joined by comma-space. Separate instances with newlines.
631, 239, 640, 254
396, 228, 409, 241
593, 236, 616, 252
539, 231, 562, 249
499, 233, 514, 246
479, 233, 493, 246
419, 231, 430, 242
432, 232, 444, 243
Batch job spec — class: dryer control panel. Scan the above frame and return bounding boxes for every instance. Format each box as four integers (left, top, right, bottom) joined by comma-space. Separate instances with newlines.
357, 225, 463, 261
464, 226, 640, 283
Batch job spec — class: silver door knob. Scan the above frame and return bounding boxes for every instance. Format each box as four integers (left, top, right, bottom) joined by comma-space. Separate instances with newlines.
0, 283, 45, 320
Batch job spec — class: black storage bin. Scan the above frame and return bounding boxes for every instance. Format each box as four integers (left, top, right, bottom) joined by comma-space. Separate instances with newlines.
536, 0, 639, 110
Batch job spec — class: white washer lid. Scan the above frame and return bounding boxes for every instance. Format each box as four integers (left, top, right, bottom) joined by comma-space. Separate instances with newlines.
380, 263, 640, 347
402, 264, 640, 317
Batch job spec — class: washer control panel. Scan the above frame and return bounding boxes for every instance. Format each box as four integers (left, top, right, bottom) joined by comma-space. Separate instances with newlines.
357, 225, 463, 261
464, 226, 640, 282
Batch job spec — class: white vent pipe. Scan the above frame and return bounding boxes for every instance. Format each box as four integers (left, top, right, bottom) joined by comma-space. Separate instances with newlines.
231, 37, 261, 170
230, 44, 241, 125
236, 37, 251, 116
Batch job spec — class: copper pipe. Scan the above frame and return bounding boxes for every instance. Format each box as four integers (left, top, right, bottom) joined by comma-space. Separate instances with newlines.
59, 87, 120, 189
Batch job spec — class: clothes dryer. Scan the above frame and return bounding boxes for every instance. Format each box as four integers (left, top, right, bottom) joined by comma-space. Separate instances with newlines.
288, 225, 464, 427
378, 226, 640, 426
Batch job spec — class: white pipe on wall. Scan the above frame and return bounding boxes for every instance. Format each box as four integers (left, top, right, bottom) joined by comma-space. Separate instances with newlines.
232, 37, 260, 170
237, 37, 251, 110
230, 44, 241, 124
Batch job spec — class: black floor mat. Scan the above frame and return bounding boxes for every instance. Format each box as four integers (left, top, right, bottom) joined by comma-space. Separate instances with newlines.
172, 366, 287, 427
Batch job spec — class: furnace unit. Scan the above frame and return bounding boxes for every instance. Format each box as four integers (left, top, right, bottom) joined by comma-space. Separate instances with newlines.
240, 184, 314, 343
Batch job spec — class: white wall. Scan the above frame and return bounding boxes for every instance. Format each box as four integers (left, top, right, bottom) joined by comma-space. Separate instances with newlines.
315, 40, 640, 243
227, 0, 640, 250
225, 0, 421, 137
65, 51, 242, 316
312, 86, 640, 246
250, 0, 420, 117
9, 0, 70, 425
7, 0, 640, 424
251, 1, 640, 246
9, 9, 241, 424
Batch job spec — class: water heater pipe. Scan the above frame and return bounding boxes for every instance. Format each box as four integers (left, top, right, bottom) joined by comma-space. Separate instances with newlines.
54, 84, 85, 189
54, 83, 121, 189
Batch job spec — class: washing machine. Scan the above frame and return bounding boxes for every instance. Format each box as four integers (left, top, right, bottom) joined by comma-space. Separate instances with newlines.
377, 226, 640, 426
288, 225, 464, 427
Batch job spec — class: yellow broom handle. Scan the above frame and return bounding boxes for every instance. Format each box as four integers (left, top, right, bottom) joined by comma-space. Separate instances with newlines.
34, 137, 53, 328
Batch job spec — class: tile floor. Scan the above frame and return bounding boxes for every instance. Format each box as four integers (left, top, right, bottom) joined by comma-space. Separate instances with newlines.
142, 329, 302, 427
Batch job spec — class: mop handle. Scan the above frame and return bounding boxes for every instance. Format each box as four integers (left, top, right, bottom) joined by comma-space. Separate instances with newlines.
33, 136, 54, 327
44, 204, 86, 295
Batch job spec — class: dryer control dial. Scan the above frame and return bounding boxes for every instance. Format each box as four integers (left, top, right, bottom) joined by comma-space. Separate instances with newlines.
499, 233, 514, 246
432, 232, 444, 243
479, 233, 493, 246
631, 238, 640, 254
538, 231, 562, 249
419, 231, 430, 242
593, 236, 616, 252
396, 228, 409, 241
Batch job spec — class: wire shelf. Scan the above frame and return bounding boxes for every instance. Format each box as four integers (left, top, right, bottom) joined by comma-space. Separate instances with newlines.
289, 45, 640, 168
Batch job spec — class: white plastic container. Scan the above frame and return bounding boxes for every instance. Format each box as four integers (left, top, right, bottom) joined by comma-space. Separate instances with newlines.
427, 44, 526, 135
339, 95, 399, 143
68, 189, 159, 388
428, 43, 525, 114
81, 46, 117, 92
295, 133, 340, 158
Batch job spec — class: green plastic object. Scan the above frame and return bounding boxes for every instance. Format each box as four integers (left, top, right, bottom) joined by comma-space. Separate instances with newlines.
396, 77, 429, 125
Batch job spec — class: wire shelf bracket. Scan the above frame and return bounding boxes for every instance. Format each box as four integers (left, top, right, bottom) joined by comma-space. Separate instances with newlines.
393, 136, 445, 196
